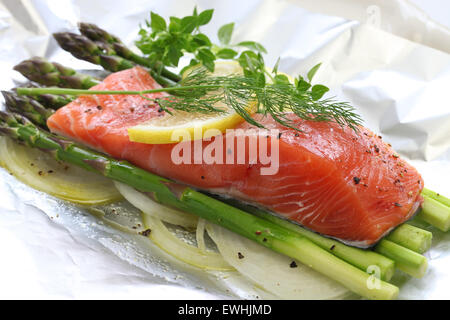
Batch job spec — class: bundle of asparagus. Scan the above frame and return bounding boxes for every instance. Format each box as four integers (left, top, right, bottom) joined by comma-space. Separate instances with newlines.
53, 27, 178, 88
13, 57, 100, 89
2, 21, 450, 300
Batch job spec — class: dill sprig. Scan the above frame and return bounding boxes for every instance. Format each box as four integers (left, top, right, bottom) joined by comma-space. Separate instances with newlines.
18, 65, 363, 131
159, 66, 363, 131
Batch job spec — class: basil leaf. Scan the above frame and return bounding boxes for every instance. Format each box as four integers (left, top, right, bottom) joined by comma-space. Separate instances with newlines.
272, 57, 280, 74
169, 17, 181, 32
307, 63, 322, 82
216, 48, 238, 59
198, 9, 214, 26
255, 72, 266, 87
181, 16, 197, 33
238, 50, 264, 71
218, 22, 234, 45
237, 41, 267, 53
238, 51, 257, 69
150, 12, 166, 32
197, 48, 216, 72
296, 79, 311, 93
168, 46, 182, 66
191, 33, 212, 47
310, 84, 329, 100
274, 74, 290, 85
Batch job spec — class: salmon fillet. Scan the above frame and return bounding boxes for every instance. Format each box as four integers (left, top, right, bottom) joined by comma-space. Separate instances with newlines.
47, 67, 424, 247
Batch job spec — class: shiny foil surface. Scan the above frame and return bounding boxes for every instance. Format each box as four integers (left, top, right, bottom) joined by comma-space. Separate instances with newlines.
0, 0, 449, 299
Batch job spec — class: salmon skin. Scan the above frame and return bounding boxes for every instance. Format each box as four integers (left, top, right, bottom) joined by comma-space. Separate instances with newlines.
47, 67, 424, 248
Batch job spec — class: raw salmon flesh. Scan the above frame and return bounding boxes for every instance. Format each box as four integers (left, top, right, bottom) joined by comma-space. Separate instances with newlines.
47, 67, 424, 247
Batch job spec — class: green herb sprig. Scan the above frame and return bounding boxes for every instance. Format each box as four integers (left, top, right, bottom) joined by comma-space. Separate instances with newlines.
17, 65, 362, 131
17, 7, 363, 131
136, 7, 267, 74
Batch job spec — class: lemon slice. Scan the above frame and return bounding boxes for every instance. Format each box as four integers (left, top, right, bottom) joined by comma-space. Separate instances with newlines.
128, 61, 253, 144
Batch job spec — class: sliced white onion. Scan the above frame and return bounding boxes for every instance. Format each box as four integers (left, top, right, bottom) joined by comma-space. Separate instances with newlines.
88, 202, 146, 234
0, 137, 121, 205
142, 214, 233, 271
114, 181, 198, 229
196, 218, 207, 252
206, 223, 351, 300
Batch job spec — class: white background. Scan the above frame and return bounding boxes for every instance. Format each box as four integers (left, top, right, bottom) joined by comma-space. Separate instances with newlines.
411, 0, 450, 28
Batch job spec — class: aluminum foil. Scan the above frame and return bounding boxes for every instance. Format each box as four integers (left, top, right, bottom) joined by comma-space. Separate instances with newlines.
0, 0, 449, 299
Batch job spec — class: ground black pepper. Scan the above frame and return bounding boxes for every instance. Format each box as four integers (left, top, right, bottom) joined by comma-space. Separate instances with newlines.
140, 229, 151, 237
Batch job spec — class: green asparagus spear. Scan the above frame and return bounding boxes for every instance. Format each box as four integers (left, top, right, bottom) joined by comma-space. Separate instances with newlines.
385, 224, 432, 254
78, 22, 181, 82
418, 195, 450, 232
374, 240, 428, 278
222, 199, 395, 281
0, 111, 398, 300
53, 32, 129, 70
13, 58, 93, 108
53, 32, 177, 87
229, 200, 427, 279
422, 188, 450, 207
2, 91, 53, 127
417, 188, 450, 232
13, 57, 100, 89
32, 92, 75, 109
77, 22, 121, 44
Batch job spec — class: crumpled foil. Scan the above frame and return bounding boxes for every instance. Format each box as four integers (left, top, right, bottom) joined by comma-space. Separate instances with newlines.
0, 0, 449, 299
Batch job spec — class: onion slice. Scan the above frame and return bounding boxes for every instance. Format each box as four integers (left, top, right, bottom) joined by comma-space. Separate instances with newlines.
206, 223, 351, 299
0, 137, 121, 205
142, 214, 233, 271
114, 181, 198, 229
88, 201, 146, 234
196, 219, 207, 252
